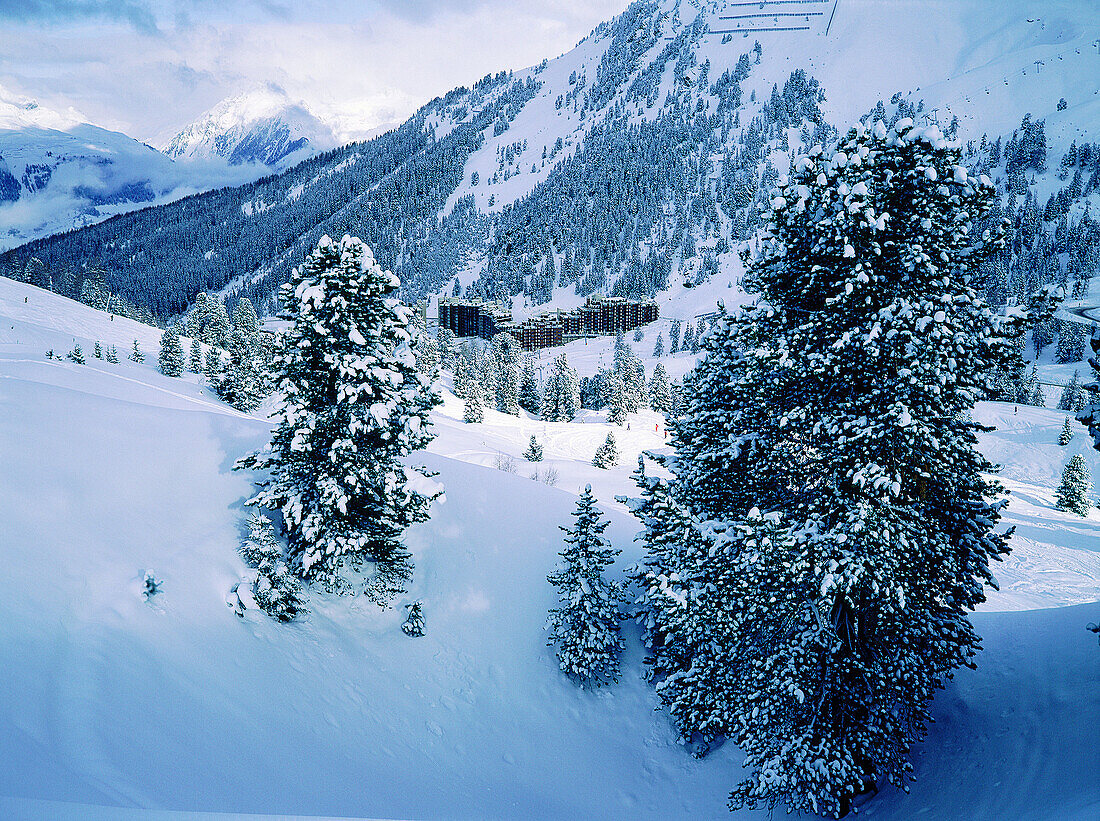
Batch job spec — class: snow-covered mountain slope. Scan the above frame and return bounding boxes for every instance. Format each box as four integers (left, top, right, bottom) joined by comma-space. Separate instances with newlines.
1, 277, 1098, 819
163, 86, 338, 169
0, 85, 267, 252
9, 0, 1099, 330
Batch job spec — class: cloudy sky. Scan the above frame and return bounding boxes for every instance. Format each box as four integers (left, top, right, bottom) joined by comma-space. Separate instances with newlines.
0, 0, 627, 146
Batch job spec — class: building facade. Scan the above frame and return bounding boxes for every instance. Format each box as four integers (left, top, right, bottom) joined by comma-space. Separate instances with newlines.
438, 295, 658, 351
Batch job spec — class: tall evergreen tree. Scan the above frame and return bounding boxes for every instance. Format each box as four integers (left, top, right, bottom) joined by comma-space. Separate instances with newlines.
649, 363, 673, 413
1055, 454, 1092, 516
541, 353, 579, 422
519, 359, 542, 415
231, 297, 260, 339
105, 345, 119, 364
216, 331, 266, 412
463, 375, 485, 423
546, 485, 625, 687
158, 324, 185, 377
237, 235, 441, 603
66, 343, 85, 364
93, 341, 103, 359
634, 120, 1046, 817
607, 374, 628, 426
1058, 370, 1086, 412
189, 337, 203, 373
129, 339, 144, 363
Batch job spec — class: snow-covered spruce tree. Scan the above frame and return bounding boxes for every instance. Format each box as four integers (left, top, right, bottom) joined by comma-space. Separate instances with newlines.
546, 485, 626, 687
158, 325, 184, 377
216, 330, 267, 412
66, 343, 85, 364
637, 120, 1044, 817
1059, 416, 1074, 446
231, 297, 260, 339
129, 339, 144, 363
542, 353, 579, 422
93, 341, 103, 359
189, 337, 203, 373
593, 432, 618, 469
607, 374, 628, 426
649, 363, 673, 414
203, 347, 224, 386
524, 435, 544, 462
653, 333, 665, 358
1058, 370, 1085, 412
463, 375, 485, 423
237, 235, 441, 604
105, 345, 119, 364
519, 359, 542, 415
1055, 454, 1092, 516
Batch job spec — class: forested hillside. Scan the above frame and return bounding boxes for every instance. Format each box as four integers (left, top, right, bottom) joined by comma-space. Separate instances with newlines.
2, 0, 1098, 336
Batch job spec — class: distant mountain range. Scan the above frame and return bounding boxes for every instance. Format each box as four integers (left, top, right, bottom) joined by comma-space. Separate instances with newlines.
0, 84, 349, 251
4, 0, 1098, 324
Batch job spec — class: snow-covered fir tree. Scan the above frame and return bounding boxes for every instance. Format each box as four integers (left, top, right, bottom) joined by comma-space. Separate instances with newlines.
541, 353, 579, 422
523, 435, 544, 462
105, 345, 119, 364
66, 343, 84, 364
231, 297, 260, 339
593, 432, 618, 468
607, 374, 628, 426
158, 325, 184, 377
204, 347, 223, 386
93, 341, 102, 359
463, 371, 485, 423
189, 337, 203, 373
129, 339, 144, 363
1055, 454, 1092, 516
649, 363, 673, 414
546, 485, 625, 687
215, 330, 266, 412
1058, 370, 1086, 412
633, 120, 1047, 817
236, 512, 306, 622
237, 235, 441, 604
519, 359, 542, 415
491, 333, 521, 415
652, 333, 665, 358
1059, 416, 1074, 446
1056, 320, 1087, 363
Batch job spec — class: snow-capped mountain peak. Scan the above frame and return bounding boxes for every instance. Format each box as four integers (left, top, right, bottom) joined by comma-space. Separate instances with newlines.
163, 85, 337, 168
0, 83, 86, 132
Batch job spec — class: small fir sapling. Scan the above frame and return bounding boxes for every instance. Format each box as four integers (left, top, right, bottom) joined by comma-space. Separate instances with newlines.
402, 601, 425, 637
593, 432, 619, 468
524, 435, 544, 462
1059, 417, 1074, 446
142, 571, 162, 601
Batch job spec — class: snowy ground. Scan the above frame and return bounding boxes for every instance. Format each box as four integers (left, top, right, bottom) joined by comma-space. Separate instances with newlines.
1, 276, 1098, 820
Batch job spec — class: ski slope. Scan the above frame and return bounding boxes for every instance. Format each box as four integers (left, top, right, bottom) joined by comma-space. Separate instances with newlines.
1, 277, 1098, 820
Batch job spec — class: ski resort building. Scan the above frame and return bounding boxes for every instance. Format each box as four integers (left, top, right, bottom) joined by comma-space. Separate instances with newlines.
438, 295, 658, 351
